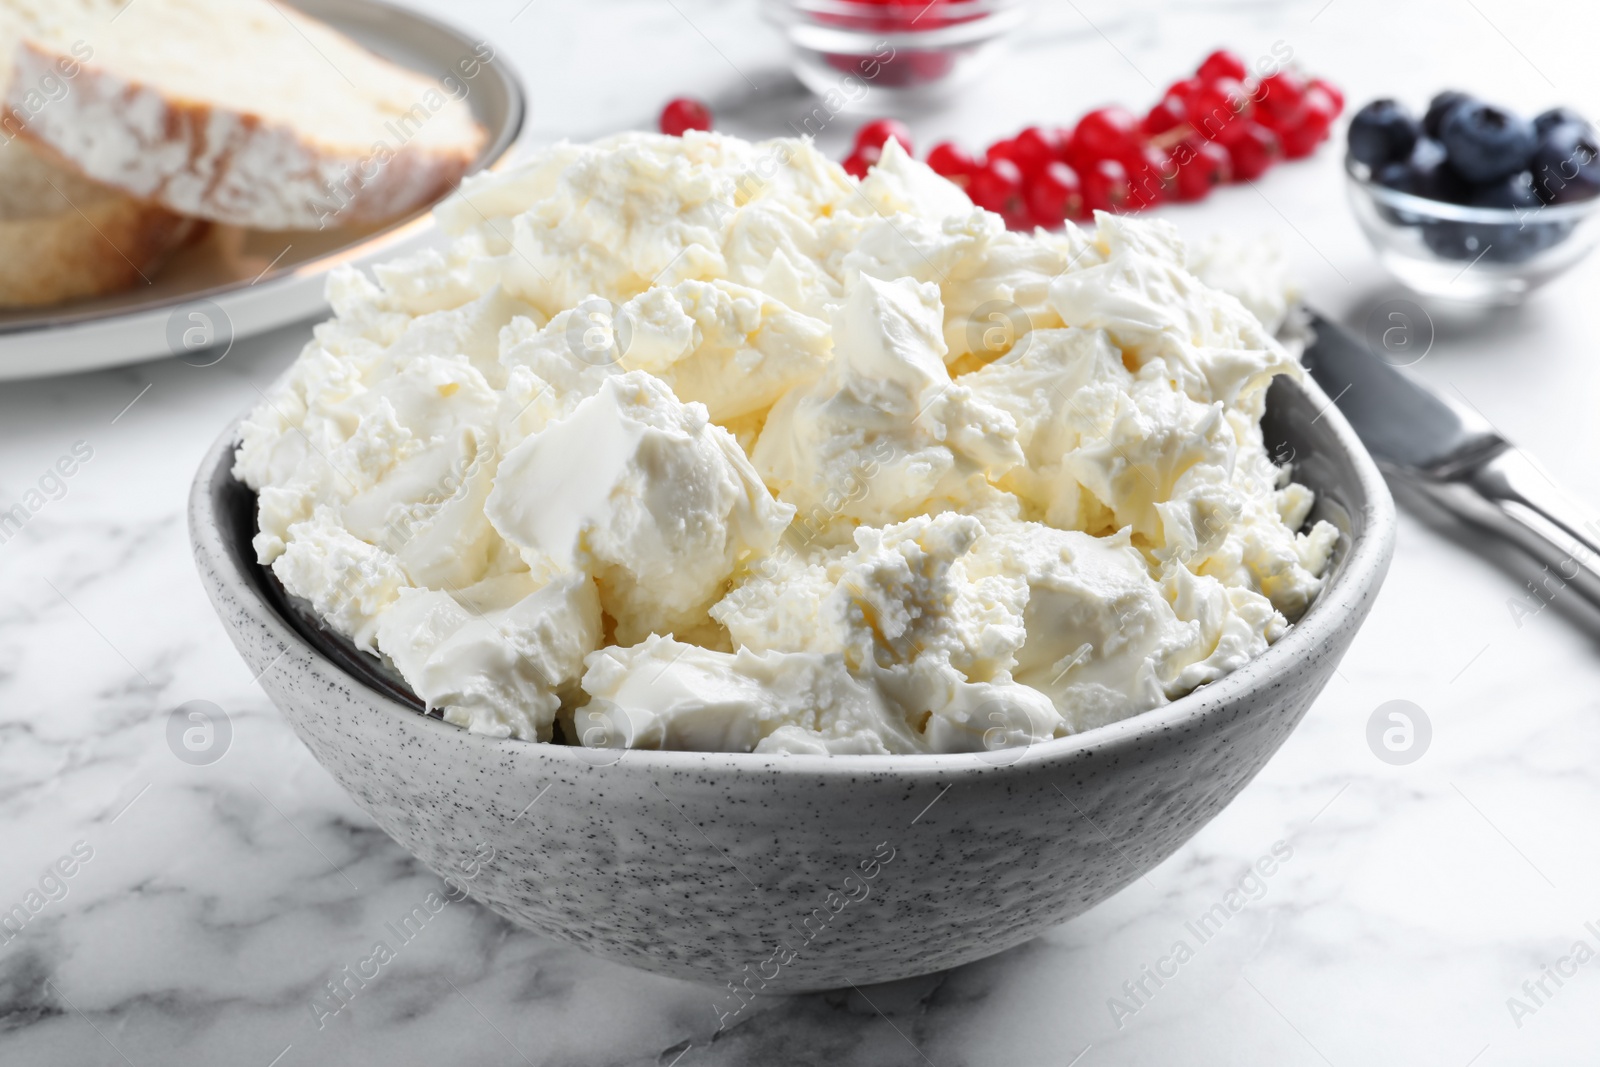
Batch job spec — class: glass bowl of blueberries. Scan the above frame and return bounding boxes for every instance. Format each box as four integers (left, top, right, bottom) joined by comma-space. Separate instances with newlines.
1344, 92, 1600, 304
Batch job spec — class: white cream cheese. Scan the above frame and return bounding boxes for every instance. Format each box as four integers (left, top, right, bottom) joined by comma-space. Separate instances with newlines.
233, 130, 1337, 753
752, 272, 1024, 531
485, 371, 792, 645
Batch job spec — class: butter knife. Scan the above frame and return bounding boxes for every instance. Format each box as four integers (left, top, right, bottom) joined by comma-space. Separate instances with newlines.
1302, 310, 1600, 608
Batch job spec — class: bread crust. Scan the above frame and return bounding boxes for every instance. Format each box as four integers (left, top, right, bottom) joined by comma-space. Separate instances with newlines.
6, 39, 485, 231
0, 149, 202, 308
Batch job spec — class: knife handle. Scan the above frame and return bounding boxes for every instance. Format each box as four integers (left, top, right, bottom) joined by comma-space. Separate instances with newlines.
1422, 447, 1600, 611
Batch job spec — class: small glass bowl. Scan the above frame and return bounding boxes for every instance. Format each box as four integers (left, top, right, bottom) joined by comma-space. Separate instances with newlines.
1345, 156, 1600, 305
764, 0, 1030, 107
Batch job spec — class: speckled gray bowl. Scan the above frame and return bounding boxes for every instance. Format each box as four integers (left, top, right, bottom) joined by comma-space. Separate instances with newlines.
190, 374, 1394, 994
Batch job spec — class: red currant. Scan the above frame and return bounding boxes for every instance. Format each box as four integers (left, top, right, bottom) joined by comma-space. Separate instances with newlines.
855, 118, 914, 155
985, 136, 1024, 170
842, 148, 878, 179
1300, 86, 1339, 135
1173, 138, 1231, 200
1308, 77, 1344, 116
1166, 77, 1203, 111
926, 141, 981, 187
1279, 120, 1324, 159
1080, 157, 1133, 214
1255, 70, 1308, 126
1073, 107, 1143, 161
1012, 126, 1068, 175
1122, 144, 1174, 208
1190, 77, 1253, 143
1050, 127, 1077, 163
659, 97, 712, 136
1143, 95, 1188, 138
1224, 123, 1282, 180
1197, 49, 1249, 84
969, 157, 1032, 229
1026, 161, 1084, 227
1255, 104, 1297, 136
1269, 89, 1333, 160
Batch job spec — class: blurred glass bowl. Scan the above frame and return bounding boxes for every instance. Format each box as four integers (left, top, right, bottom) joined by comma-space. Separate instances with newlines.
765, 0, 1029, 106
1345, 156, 1600, 305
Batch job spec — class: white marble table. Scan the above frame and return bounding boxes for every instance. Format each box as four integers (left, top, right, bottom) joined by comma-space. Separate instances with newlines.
4, 0, 1600, 1063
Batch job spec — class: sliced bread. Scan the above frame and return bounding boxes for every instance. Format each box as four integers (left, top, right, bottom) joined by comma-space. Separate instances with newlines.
0, 0, 489, 231
0, 136, 200, 308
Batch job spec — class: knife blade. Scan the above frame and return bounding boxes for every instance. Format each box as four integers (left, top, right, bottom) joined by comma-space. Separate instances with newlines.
1303, 310, 1600, 610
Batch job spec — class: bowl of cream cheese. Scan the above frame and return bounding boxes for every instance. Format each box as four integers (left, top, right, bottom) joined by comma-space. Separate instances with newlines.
191, 132, 1395, 991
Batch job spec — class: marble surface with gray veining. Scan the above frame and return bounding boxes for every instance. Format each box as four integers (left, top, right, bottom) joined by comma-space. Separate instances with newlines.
4, 0, 1600, 1063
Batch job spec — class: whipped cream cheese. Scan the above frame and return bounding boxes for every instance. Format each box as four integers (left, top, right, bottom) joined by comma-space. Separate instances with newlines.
234, 131, 1337, 754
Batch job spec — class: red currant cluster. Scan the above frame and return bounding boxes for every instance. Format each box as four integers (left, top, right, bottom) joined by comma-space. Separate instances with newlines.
656, 48, 1342, 231
906, 49, 1345, 229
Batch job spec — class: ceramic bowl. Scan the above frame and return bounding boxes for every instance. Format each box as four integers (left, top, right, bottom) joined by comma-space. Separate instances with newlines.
189, 371, 1395, 994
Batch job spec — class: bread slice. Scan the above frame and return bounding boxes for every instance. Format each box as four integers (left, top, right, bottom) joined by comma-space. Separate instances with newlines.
0, 0, 489, 231
0, 136, 200, 308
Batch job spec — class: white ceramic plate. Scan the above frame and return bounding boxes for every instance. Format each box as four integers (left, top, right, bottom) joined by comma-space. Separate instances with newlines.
0, 0, 524, 381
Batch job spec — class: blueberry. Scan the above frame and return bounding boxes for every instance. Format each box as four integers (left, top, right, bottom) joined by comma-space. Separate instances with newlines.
1533, 106, 1593, 138
1374, 161, 1415, 192
1348, 99, 1420, 168
1467, 170, 1541, 210
1407, 138, 1471, 203
1530, 121, 1600, 203
1370, 162, 1422, 225
1440, 102, 1537, 182
1482, 219, 1569, 264
1456, 173, 1555, 264
1418, 218, 1536, 261
1420, 220, 1486, 260
1423, 91, 1474, 139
